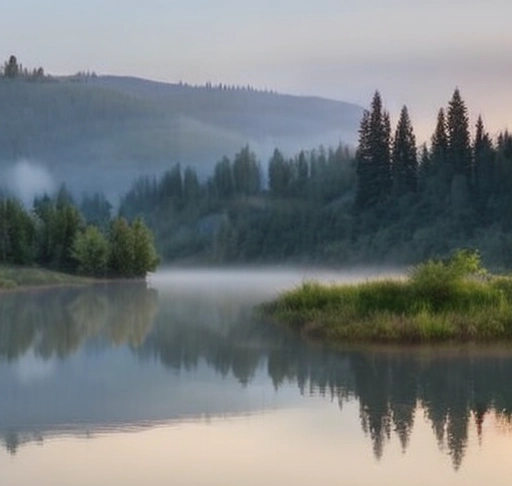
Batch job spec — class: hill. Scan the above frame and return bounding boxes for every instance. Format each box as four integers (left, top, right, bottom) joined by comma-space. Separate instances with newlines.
0, 75, 362, 201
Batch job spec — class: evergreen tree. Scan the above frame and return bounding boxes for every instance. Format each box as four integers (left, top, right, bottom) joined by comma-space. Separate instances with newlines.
183, 167, 201, 206
33, 193, 82, 270
392, 106, 417, 195
294, 151, 309, 195
0, 197, 36, 265
372, 93, 392, 199
430, 108, 449, 175
4, 55, 19, 79
232, 146, 261, 196
213, 156, 234, 200
355, 110, 372, 209
473, 116, 494, 214
268, 149, 291, 197
355, 92, 392, 209
159, 164, 183, 210
421, 109, 451, 211
447, 89, 472, 179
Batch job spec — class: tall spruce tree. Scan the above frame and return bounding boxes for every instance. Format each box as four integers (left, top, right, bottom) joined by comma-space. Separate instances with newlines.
268, 149, 291, 197
372, 93, 392, 199
392, 106, 417, 195
355, 110, 372, 209
431, 109, 448, 167
473, 115, 494, 215
447, 89, 472, 179
355, 92, 392, 209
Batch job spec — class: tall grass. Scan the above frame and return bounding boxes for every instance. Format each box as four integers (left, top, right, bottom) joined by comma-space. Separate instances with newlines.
261, 250, 512, 343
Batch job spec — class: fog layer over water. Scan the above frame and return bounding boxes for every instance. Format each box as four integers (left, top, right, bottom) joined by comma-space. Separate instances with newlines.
150, 266, 404, 298
1, 268, 512, 485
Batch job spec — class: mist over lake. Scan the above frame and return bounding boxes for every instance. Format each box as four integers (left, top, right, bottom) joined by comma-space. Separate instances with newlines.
2, 268, 512, 485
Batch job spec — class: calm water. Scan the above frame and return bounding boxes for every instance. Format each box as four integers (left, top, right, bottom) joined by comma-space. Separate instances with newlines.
2, 269, 512, 485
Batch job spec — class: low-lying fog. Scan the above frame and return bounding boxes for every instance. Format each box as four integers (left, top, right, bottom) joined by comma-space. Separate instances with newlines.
149, 266, 405, 303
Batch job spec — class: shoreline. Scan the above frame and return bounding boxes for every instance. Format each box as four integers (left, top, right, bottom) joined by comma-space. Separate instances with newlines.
0, 265, 149, 294
261, 252, 512, 344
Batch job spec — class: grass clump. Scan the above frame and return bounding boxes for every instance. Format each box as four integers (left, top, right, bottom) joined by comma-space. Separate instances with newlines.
261, 250, 512, 343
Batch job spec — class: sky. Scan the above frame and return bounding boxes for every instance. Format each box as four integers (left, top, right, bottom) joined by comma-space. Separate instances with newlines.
1, 0, 511, 141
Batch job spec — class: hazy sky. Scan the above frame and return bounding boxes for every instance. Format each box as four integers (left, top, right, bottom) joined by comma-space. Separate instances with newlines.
1, 0, 511, 140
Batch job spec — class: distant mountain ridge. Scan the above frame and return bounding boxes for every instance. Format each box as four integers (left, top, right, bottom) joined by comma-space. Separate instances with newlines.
0, 75, 363, 199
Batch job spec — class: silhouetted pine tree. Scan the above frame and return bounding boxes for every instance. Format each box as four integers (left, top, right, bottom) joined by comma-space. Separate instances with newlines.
355, 92, 392, 209
430, 108, 449, 175
447, 89, 472, 179
355, 110, 372, 209
392, 106, 417, 195
473, 116, 495, 218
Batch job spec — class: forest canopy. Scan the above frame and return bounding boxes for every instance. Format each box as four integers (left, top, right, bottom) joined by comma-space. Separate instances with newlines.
0, 186, 159, 278
118, 88, 512, 269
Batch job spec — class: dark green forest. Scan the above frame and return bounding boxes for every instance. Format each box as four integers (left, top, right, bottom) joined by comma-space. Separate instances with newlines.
118, 89, 512, 269
0, 186, 158, 278
2, 56, 510, 269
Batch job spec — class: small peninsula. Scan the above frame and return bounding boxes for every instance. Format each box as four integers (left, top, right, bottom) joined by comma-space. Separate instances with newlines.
261, 250, 512, 343
0, 185, 159, 290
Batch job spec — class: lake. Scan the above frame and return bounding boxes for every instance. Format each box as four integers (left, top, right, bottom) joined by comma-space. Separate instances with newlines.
1, 268, 512, 485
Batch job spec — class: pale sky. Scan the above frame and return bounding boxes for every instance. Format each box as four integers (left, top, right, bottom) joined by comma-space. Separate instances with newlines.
1, 0, 511, 140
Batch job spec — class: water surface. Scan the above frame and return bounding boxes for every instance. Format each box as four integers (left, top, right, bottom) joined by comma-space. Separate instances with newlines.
1, 269, 512, 485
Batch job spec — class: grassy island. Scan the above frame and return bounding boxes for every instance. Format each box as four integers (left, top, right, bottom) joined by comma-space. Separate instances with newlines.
262, 250, 512, 343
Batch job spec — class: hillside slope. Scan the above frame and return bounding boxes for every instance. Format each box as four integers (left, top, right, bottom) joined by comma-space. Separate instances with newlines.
0, 76, 362, 199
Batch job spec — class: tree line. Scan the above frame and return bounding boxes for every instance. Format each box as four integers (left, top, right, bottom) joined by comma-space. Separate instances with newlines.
1, 55, 47, 81
117, 88, 512, 268
0, 186, 158, 278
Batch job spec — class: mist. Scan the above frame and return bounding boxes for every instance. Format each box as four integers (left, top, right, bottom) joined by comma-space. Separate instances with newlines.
2, 159, 55, 206
149, 267, 405, 304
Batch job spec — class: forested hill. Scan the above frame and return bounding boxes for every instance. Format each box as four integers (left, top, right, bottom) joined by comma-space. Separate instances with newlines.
0, 74, 362, 199
94, 76, 361, 139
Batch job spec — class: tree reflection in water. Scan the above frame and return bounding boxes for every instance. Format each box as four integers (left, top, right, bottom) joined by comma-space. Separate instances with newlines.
2, 285, 512, 469
0, 283, 158, 361
142, 298, 512, 470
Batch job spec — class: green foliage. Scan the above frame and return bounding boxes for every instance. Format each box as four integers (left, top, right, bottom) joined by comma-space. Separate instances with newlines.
447, 88, 472, 179
107, 217, 159, 278
131, 218, 159, 277
108, 217, 135, 277
232, 145, 261, 196
0, 197, 36, 265
72, 226, 109, 277
392, 106, 417, 195
410, 249, 484, 286
33, 188, 83, 271
112, 88, 512, 269
262, 251, 512, 343
0, 187, 159, 281
356, 91, 392, 209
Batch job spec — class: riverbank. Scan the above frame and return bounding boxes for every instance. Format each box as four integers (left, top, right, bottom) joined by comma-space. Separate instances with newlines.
261, 251, 512, 343
0, 265, 94, 291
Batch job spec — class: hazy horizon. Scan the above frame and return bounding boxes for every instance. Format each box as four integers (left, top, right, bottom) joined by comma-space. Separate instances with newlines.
2, 0, 510, 142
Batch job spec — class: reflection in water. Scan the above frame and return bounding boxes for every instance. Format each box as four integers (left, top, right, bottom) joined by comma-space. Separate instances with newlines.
0, 283, 158, 361
1, 273, 512, 472
142, 301, 512, 470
